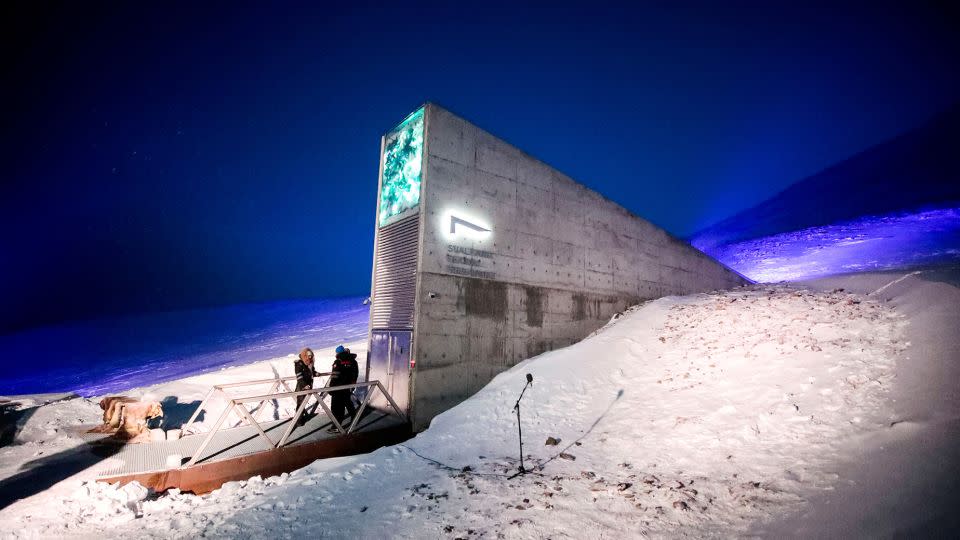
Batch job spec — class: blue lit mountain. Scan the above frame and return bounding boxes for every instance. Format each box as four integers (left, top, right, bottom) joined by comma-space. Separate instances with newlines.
691, 104, 960, 252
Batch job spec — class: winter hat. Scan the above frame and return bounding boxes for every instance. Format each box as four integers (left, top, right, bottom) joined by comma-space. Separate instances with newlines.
335, 345, 346, 354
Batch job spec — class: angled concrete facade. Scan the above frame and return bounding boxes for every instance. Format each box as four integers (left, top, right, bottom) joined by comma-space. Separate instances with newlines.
367, 103, 747, 431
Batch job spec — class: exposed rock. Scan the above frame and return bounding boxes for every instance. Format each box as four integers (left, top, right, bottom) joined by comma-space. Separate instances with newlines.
559, 452, 576, 461
673, 500, 690, 511
88, 396, 138, 433
112, 401, 164, 443
545, 436, 561, 446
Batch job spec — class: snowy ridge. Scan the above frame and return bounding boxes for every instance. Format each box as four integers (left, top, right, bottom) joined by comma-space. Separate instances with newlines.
0, 284, 909, 538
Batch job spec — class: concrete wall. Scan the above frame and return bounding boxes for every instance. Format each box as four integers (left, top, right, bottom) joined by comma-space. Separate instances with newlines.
407, 103, 746, 429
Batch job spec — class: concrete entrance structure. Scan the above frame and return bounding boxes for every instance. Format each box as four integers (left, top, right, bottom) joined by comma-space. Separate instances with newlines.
367, 104, 747, 430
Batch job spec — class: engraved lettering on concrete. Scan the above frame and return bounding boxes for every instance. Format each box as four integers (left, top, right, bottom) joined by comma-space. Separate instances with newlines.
446, 254, 484, 266
446, 244, 497, 279
446, 265, 496, 280
447, 245, 494, 259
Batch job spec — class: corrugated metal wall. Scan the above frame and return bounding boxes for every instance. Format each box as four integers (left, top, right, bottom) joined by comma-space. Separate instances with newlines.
370, 215, 419, 329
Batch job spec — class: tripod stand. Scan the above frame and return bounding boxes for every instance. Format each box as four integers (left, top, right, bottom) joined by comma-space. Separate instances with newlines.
509, 373, 533, 479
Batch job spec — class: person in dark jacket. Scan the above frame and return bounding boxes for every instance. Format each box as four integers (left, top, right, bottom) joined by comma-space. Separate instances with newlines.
327, 345, 358, 429
294, 347, 319, 425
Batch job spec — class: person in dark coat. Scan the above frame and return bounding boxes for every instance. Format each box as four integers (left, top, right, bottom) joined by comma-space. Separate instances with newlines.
294, 347, 319, 425
328, 345, 358, 428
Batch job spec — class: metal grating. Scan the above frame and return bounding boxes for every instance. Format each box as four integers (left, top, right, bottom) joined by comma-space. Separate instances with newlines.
371, 215, 419, 329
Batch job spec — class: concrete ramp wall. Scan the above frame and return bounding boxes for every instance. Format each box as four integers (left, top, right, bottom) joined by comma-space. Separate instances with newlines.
402, 104, 746, 429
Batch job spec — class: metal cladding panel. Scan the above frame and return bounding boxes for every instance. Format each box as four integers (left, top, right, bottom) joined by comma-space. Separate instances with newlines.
371, 215, 419, 329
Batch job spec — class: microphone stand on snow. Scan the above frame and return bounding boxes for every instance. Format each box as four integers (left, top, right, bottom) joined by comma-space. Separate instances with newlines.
509, 373, 534, 479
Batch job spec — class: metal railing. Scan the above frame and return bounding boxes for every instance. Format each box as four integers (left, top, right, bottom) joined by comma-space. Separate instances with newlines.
182, 374, 331, 432
181, 379, 406, 468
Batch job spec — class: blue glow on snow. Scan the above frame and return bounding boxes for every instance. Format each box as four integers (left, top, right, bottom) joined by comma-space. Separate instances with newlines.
697, 207, 960, 282
0, 297, 369, 397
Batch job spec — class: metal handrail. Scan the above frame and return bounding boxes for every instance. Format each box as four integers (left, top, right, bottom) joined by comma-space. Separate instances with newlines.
181, 379, 406, 468
182, 372, 334, 431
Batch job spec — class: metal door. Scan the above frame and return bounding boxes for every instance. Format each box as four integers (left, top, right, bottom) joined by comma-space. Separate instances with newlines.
367, 330, 411, 414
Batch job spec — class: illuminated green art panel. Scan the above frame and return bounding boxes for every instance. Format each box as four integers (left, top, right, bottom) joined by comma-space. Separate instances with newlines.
378, 107, 424, 226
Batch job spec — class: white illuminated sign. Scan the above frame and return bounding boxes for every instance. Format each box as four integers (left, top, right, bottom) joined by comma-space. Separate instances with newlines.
441, 209, 492, 242
450, 215, 490, 235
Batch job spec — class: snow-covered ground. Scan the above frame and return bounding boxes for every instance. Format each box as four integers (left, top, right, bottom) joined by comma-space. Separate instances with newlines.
0, 297, 369, 397
696, 207, 960, 283
0, 340, 367, 512
5, 266, 955, 538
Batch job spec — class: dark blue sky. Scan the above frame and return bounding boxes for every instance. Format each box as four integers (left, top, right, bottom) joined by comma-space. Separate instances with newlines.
2, 1, 958, 332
